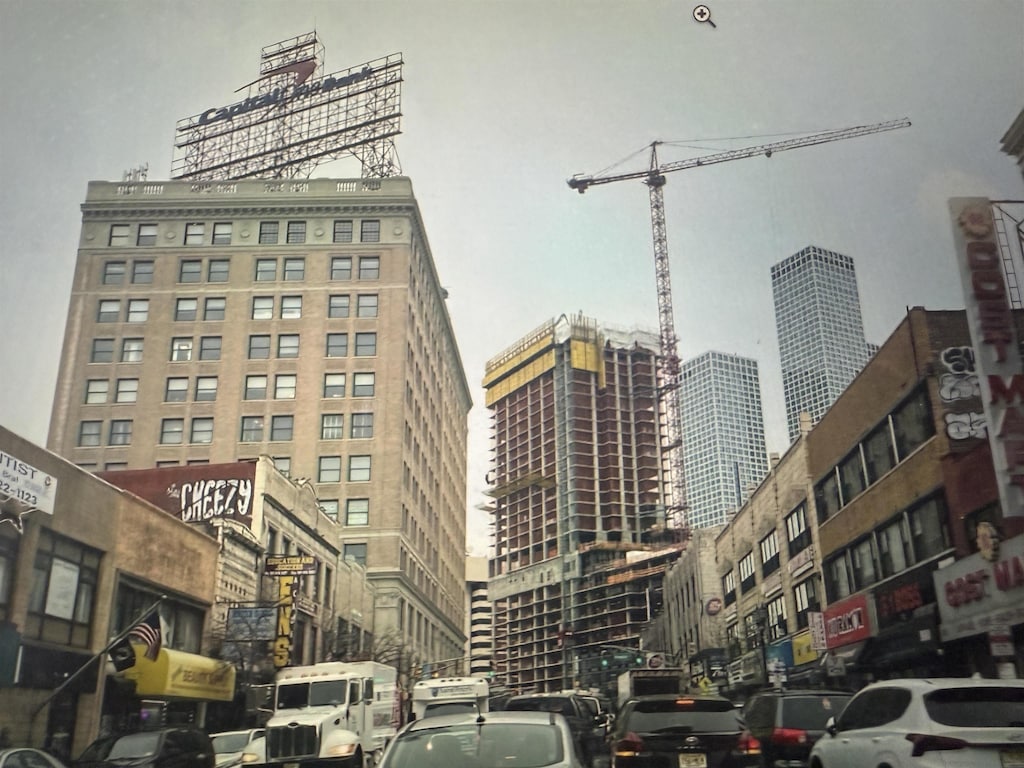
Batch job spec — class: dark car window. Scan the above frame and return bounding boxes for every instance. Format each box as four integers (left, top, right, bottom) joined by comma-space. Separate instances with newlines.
837, 688, 911, 730
387, 723, 563, 768
506, 697, 574, 717
925, 686, 1024, 727
623, 698, 740, 733
780, 695, 851, 729
743, 695, 776, 729
108, 732, 161, 759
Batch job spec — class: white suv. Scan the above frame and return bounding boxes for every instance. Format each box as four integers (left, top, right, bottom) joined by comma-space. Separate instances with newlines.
809, 677, 1024, 768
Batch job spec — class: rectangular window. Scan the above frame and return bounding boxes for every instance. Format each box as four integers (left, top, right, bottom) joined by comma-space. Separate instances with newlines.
793, 578, 819, 630
321, 414, 345, 439
360, 220, 380, 243
333, 220, 353, 243
329, 295, 350, 318
115, 378, 138, 403
208, 259, 230, 282
184, 223, 205, 245
179, 260, 202, 283
245, 375, 268, 400
351, 413, 374, 438
320, 500, 339, 520
327, 333, 348, 357
109, 420, 133, 445
878, 517, 910, 577
85, 380, 109, 404
739, 551, 756, 592
252, 296, 274, 320
343, 543, 367, 566
348, 455, 371, 481
284, 257, 305, 280
346, 499, 369, 526
278, 334, 300, 358
175, 298, 198, 321
109, 224, 130, 246
204, 297, 226, 320
356, 294, 378, 318
25, 530, 99, 648
767, 595, 788, 641
102, 261, 126, 285
271, 415, 294, 441
248, 335, 271, 359
892, 387, 934, 460
190, 417, 214, 444
851, 536, 877, 589
838, 447, 867, 506
760, 530, 780, 577
212, 222, 232, 245
318, 456, 342, 483
324, 373, 346, 398
275, 374, 297, 399
259, 221, 279, 244
160, 418, 184, 444
137, 224, 158, 246
127, 299, 149, 322
98, 299, 120, 322
195, 376, 218, 402
863, 421, 897, 483
255, 258, 277, 281
352, 372, 375, 397
121, 338, 144, 362
131, 260, 154, 283
331, 256, 352, 280
280, 296, 302, 319
273, 457, 291, 477
825, 554, 852, 602
91, 339, 114, 363
813, 469, 841, 524
199, 336, 222, 360
240, 416, 264, 442
165, 377, 188, 402
170, 338, 193, 361
286, 221, 306, 244
909, 496, 950, 561
785, 504, 811, 557
358, 256, 380, 279
354, 332, 377, 356
78, 421, 102, 446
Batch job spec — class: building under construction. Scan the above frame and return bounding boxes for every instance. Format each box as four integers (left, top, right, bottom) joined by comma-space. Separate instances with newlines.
484, 314, 686, 692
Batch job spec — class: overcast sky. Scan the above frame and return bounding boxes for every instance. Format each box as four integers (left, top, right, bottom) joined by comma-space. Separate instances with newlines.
2, 0, 1023, 554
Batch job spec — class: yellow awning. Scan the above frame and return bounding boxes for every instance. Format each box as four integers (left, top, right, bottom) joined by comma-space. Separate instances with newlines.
122, 644, 235, 701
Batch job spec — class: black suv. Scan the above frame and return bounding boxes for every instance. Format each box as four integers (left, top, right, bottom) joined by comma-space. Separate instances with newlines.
503, 693, 608, 766
74, 728, 215, 768
741, 689, 853, 767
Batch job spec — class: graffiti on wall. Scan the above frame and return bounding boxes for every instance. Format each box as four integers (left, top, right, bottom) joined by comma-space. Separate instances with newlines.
938, 346, 986, 442
165, 478, 254, 523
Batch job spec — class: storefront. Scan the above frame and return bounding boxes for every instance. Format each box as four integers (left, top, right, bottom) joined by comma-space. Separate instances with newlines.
933, 532, 1024, 679
859, 565, 943, 678
787, 630, 824, 687
820, 594, 872, 688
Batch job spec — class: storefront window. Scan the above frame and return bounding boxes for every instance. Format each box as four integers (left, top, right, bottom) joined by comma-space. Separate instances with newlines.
909, 496, 950, 562
24, 529, 100, 648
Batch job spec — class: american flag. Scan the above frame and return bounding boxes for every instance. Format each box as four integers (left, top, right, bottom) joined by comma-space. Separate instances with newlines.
129, 611, 162, 661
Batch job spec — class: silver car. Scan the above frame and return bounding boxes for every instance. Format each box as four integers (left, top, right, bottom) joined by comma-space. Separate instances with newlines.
378, 711, 586, 768
810, 677, 1024, 768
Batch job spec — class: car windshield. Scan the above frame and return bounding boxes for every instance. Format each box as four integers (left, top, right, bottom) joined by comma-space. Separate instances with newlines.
107, 733, 160, 759
424, 702, 479, 718
925, 686, 1024, 727
624, 699, 739, 733
781, 695, 852, 729
505, 698, 572, 717
277, 680, 348, 708
212, 733, 253, 752
386, 723, 563, 768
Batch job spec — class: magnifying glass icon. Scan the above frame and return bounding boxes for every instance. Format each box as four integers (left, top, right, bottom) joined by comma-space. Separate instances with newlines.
693, 5, 717, 27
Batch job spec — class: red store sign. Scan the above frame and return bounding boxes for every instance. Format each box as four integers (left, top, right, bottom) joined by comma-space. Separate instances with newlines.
823, 594, 872, 649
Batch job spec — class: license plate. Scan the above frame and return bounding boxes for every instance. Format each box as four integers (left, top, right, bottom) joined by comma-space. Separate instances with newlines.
285, 763, 300, 768
677, 755, 707, 768
1002, 749, 1024, 768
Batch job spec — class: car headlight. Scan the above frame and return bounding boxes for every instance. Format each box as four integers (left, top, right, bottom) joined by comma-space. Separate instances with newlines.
240, 753, 261, 764
325, 743, 358, 758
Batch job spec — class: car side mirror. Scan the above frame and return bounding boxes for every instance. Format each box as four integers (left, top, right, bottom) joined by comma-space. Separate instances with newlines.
825, 715, 837, 736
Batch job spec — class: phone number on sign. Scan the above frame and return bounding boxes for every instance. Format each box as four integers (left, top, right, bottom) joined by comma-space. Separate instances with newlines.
0, 480, 38, 506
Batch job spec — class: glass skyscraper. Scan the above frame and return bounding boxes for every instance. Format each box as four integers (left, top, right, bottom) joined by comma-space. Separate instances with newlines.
681, 351, 769, 528
771, 245, 871, 442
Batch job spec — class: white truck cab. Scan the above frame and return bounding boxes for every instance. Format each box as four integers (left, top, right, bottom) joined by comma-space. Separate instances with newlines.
265, 661, 399, 768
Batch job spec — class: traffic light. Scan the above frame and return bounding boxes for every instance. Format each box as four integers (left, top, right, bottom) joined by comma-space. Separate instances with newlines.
600, 651, 609, 668
635, 654, 645, 666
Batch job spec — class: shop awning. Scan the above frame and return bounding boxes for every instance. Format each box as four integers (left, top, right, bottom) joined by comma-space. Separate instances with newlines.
122, 645, 235, 701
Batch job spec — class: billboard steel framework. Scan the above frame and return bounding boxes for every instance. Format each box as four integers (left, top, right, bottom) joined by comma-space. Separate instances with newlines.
171, 32, 403, 181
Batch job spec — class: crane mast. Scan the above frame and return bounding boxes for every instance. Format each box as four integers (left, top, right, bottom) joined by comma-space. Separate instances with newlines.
569, 118, 911, 534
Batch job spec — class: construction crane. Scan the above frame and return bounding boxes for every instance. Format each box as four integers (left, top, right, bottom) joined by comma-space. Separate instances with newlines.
568, 117, 911, 534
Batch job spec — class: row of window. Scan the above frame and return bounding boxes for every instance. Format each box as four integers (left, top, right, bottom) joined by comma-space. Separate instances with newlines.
97, 292, 379, 324
100, 254, 382, 287
814, 386, 935, 520
90, 332, 378, 362
109, 219, 381, 248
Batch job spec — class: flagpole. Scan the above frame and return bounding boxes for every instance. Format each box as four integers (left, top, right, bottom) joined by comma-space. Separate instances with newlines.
30, 594, 167, 723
